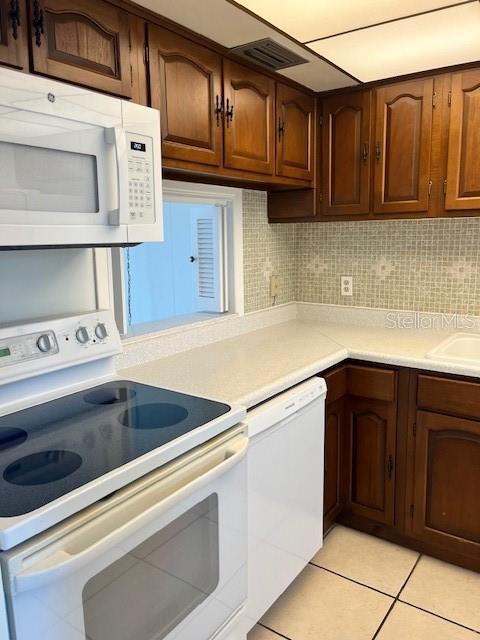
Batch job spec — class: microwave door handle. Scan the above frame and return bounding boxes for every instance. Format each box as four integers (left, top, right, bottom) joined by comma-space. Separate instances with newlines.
12, 434, 248, 595
105, 127, 129, 226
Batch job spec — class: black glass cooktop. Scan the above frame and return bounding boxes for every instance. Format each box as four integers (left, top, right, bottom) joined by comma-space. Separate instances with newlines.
0, 381, 230, 517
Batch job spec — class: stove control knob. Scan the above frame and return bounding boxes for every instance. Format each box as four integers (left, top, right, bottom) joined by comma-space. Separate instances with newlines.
95, 323, 108, 340
76, 327, 90, 344
37, 334, 53, 353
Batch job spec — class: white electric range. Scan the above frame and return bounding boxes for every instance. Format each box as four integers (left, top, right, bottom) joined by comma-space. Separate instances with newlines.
0, 310, 247, 640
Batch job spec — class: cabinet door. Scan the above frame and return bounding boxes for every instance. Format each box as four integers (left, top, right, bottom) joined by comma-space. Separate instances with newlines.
276, 83, 314, 181
445, 70, 480, 211
28, 0, 132, 97
322, 90, 371, 216
0, 0, 28, 69
411, 411, 480, 556
373, 79, 434, 214
324, 397, 345, 531
346, 397, 396, 525
148, 25, 222, 167
223, 59, 275, 175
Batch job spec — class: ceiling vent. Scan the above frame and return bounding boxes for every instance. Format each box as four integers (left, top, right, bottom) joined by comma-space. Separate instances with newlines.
230, 38, 308, 71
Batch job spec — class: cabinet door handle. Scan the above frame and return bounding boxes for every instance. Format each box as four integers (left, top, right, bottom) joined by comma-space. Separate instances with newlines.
214, 95, 223, 127
33, 0, 44, 47
375, 142, 381, 163
278, 118, 286, 141
9, 0, 21, 40
225, 98, 234, 127
362, 142, 369, 164
387, 454, 394, 479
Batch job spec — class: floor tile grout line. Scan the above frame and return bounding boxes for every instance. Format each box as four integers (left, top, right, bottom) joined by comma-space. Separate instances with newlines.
397, 600, 480, 636
371, 599, 397, 640
308, 561, 396, 598
396, 553, 422, 601
257, 622, 293, 640
370, 553, 423, 640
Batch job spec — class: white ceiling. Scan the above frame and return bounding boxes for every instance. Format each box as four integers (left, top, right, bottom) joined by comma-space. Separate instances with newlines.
309, 2, 480, 81
234, 0, 470, 41
133, 0, 480, 89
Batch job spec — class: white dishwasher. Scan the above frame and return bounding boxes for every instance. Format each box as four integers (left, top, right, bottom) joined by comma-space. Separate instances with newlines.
243, 377, 327, 633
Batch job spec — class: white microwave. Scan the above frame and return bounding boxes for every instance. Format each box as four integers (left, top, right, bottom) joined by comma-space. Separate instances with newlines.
0, 68, 163, 248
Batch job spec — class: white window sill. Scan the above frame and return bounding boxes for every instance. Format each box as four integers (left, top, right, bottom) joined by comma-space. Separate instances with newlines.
121, 311, 239, 345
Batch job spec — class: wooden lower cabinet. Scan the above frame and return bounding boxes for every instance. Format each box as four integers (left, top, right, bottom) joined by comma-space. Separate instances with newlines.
345, 396, 396, 525
323, 364, 480, 572
410, 410, 480, 558
324, 396, 345, 531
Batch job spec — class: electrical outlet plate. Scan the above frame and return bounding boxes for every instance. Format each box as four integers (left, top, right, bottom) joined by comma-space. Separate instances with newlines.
270, 274, 280, 297
341, 275, 353, 296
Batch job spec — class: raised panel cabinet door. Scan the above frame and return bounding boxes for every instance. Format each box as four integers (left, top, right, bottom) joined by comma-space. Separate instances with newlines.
322, 90, 372, 216
373, 79, 434, 214
324, 397, 345, 531
148, 25, 222, 167
0, 0, 28, 68
28, 0, 132, 97
445, 70, 480, 211
276, 83, 314, 181
223, 58, 275, 175
346, 397, 396, 525
411, 411, 480, 557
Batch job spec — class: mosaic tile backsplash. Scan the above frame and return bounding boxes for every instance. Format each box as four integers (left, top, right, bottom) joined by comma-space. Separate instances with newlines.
243, 190, 296, 312
242, 190, 480, 315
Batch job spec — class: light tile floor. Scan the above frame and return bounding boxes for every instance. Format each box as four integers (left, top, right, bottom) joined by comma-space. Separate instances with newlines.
248, 525, 480, 640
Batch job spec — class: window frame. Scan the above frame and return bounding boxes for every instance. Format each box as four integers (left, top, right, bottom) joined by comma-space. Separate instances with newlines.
108, 180, 244, 338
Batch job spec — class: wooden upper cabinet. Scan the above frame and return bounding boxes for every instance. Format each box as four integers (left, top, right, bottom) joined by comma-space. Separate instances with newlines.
373, 79, 434, 214
322, 91, 372, 216
148, 25, 222, 167
346, 396, 396, 525
445, 70, 480, 211
276, 83, 314, 181
28, 0, 132, 97
411, 411, 480, 557
223, 59, 275, 175
0, 0, 28, 69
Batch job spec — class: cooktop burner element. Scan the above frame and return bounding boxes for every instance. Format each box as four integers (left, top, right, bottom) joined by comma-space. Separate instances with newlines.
4, 450, 83, 486
0, 381, 230, 517
0, 427, 27, 451
119, 403, 189, 429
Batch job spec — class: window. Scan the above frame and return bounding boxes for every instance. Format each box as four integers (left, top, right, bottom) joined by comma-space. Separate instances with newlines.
112, 181, 244, 337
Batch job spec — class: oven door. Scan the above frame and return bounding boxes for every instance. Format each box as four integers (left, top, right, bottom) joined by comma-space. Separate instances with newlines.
0, 69, 128, 247
2, 428, 247, 640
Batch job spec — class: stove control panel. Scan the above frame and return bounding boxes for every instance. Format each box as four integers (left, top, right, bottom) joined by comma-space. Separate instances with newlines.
0, 311, 122, 385
0, 330, 59, 368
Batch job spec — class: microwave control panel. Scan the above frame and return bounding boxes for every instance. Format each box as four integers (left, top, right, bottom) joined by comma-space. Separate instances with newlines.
127, 133, 155, 224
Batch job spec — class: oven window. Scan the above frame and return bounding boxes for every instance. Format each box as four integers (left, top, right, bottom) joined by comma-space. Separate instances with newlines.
82, 494, 219, 640
0, 141, 99, 213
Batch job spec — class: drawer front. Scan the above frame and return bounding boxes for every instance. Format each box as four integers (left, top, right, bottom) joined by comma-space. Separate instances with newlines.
417, 375, 480, 419
347, 366, 397, 402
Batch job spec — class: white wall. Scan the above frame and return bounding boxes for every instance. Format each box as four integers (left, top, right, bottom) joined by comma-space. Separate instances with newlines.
0, 248, 98, 325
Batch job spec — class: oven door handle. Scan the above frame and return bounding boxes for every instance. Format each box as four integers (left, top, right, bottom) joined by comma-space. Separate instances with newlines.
12, 433, 248, 595
105, 126, 129, 226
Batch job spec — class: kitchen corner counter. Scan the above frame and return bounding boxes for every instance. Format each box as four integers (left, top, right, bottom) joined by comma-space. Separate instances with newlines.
121, 321, 346, 408
120, 315, 480, 409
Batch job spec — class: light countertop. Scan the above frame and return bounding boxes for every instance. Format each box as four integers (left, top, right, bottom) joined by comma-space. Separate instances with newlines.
120, 318, 480, 409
